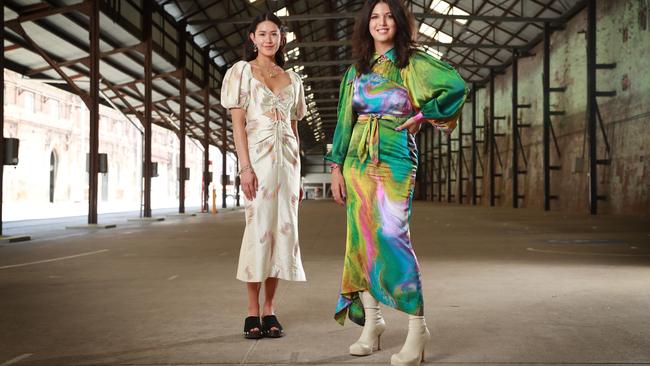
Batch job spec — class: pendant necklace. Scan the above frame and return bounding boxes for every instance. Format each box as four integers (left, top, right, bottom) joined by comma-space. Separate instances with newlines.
257, 62, 278, 78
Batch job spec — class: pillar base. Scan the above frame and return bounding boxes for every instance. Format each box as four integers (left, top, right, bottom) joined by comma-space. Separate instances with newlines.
127, 217, 165, 222
167, 213, 197, 218
0, 235, 32, 243
66, 224, 116, 230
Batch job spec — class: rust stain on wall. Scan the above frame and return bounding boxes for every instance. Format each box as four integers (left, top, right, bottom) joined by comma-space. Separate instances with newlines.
622, 74, 630, 91
640, 0, 648, 30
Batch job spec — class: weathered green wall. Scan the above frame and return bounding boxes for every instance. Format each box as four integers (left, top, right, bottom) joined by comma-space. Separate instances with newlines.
455, 0, 649, 216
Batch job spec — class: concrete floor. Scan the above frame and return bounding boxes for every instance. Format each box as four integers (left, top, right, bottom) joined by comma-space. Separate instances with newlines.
1, 200, 649, 366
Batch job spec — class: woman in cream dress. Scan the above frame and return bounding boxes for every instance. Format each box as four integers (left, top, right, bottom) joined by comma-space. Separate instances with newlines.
220, 13, 307, 339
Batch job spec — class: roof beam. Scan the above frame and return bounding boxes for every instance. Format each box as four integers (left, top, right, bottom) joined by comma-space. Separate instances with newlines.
6, 21, 90, 106
291, 60, 505, 69
288, 40, 526, 50
27, 43, 145, 75
188, 12, 566, 26
100, 68, 182, 92
6, 1, 90, 24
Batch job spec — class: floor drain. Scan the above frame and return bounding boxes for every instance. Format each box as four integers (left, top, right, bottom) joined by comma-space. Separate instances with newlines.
545, 239, 627, 245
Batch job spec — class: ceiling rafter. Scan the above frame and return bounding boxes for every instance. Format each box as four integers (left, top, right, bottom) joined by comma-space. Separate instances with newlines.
155, 0, 589, 147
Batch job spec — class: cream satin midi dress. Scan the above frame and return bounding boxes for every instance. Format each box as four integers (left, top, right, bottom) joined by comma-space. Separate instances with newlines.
221, 60, 307, 283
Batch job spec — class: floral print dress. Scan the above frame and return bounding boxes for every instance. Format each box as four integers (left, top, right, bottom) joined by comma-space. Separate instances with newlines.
221, 60, 307, 282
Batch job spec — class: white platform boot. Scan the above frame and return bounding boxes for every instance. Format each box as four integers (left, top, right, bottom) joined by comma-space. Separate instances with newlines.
390, 315, 430, 366
349, 291, 386, 356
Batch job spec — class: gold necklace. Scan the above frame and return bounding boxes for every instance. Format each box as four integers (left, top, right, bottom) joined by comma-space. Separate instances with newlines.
255, 62, 279, 78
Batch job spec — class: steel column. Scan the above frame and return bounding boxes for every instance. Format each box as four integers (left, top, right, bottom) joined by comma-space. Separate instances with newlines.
416, 135, 423, 200
0, 0, 5, 236
142, 0, 153, 218
512, 50, 519, 208
236, 158, 240, 207
489, 71, 496, 206
428, 127, 434, 201
88, 0, 100, 224
222, 110, 228, 209
446, 135, 452, 203
437, 130, 442, 202
543, 23, 551, 211
586, 0, 598, 214
458, 114, 463, 204
471, 84, 478, 205
423, 127, 429, 200
179, 71, 186, 213
178, 23, 187, 214
203, 49, 210, 213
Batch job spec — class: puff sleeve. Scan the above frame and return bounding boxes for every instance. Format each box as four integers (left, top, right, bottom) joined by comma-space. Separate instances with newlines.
324, 65, 357, 166
291, 72, 308, 121
220, 60, 250, 110
401, 50, 468, 132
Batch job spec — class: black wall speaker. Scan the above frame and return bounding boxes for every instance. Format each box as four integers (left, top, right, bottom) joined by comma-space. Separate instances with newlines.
151, 162, 159, 178
98, 153, 108, 173
178, 167, 190, 181
86, 153, 108, 173
3, 138, 19, 165
221, 174, 230, 185
204, 171, 213, 183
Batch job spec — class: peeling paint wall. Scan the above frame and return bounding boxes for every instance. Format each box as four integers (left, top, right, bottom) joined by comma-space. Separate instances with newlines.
453, 0, 649, 216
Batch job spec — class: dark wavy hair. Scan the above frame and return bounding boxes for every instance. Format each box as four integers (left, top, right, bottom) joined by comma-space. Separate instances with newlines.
244, 13, 286, 67
352, 0, 416, 73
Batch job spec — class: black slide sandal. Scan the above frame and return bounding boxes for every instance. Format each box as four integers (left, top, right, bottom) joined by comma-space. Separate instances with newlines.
244, 316, 264, 339
261, 315, 284, 338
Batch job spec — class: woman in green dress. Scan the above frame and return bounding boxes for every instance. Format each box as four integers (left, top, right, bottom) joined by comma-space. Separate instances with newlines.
325, 1, 467, 365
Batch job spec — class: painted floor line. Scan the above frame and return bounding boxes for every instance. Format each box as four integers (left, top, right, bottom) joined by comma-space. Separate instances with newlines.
526, 247, 650, 257
28, 232, 87, 243
237, 281, 288, 365
0, 354, 33, 366
239, 338, 260, 365
0, 249, 109, 270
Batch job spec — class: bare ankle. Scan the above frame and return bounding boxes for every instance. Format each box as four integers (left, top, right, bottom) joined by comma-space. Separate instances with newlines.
262, 305, 274, 316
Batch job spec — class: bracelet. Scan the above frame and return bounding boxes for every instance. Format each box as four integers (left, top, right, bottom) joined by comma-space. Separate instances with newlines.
329, 163, 341, 172
238, 164, 254, 176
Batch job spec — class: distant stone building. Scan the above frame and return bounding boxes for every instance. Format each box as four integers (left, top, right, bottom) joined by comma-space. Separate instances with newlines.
3, 70, 236, 221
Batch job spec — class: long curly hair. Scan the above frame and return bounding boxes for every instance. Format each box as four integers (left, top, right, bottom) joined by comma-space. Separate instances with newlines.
352, 0, 416, 74
244, 12, 286, 67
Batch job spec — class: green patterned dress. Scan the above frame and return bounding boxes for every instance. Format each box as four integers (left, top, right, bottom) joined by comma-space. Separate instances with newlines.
325, 48, 467, 325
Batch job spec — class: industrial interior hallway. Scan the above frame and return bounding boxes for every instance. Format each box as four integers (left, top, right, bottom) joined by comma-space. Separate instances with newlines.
0, 201, 649, 366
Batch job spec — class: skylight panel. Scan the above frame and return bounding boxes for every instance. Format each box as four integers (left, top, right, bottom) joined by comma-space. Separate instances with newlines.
287, 48, 301, 60
430, 0, 469, 25
419, 23, 436, 38
419, 23, 453, 44
275, 7, 289, 17
285, 31, 296, 43
435, 31, 453, 44
423, 46, 444, 60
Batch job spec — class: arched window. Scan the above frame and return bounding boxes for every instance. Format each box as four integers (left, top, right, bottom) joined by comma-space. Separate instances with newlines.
49, 150, 58, 203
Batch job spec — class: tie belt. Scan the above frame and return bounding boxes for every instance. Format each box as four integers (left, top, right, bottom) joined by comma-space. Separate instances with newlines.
356, 113, 407, 164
